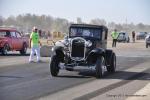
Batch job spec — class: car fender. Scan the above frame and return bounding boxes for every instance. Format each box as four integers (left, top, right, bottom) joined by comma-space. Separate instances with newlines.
51, 46, 64, 62
0, 39, 8, 45
0, 41, 10, 49
86, 48, 105, 64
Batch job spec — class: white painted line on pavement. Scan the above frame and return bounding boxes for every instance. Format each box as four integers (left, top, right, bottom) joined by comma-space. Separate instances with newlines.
126, 83, 150, 100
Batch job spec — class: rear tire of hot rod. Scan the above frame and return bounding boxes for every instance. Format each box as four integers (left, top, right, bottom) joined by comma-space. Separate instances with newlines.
146, 43, 148, 48
50, 55, 60, 77
107, 53, 116, 73
95, 56, 105, 78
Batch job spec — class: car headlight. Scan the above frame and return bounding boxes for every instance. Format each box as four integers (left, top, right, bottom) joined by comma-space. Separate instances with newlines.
64, 40, 69, 46
86, 40, 92, 47
51, 47, 54, 52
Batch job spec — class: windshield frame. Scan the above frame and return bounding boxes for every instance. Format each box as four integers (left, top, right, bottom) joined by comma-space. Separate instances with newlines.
0, 30, 11, 37
69, 27, 102, 40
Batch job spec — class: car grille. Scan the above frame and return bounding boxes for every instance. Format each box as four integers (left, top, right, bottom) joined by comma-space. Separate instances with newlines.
71, 38, 85, 60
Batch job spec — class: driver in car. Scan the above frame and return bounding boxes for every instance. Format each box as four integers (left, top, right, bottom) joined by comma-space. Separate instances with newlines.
83, 30, 93, 37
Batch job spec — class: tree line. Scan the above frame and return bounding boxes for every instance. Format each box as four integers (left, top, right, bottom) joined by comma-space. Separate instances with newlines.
0, 14, 150, 36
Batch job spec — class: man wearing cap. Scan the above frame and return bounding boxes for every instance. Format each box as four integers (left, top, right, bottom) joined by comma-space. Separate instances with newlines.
111, 29, 119, 47
29, 27, 42, 63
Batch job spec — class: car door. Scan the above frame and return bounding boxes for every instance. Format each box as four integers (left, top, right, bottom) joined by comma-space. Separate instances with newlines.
15, 31, 23, 50
10, 31, 18, 50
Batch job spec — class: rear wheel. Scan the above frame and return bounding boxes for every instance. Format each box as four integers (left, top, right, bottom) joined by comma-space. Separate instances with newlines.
146, 43, 148, 48
20, 43, 27, 55
107, 53, 116, 73
50, 55, 60, 76
95, 56, 106, 78
2, 44, 9, 55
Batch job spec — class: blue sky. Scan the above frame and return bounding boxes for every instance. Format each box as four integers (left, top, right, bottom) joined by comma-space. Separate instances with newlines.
0, 0, 150, 24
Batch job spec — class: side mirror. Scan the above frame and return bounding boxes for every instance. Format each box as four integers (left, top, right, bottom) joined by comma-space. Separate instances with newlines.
64, 35, 68, 40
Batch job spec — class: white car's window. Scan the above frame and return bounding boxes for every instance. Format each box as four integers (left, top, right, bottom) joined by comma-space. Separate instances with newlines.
16, 32, 21, 38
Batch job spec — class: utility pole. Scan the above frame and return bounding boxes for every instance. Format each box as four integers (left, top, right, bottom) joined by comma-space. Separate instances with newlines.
125, 18, 128, 33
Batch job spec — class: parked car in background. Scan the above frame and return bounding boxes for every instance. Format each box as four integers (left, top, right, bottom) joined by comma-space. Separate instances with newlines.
145, 33, 150, 48
0, 27, 29, 55
136, 32, 147, 40
117, 32, 130, 43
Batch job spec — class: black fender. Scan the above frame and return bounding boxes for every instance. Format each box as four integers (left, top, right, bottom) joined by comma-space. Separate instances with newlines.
87, 48, 105, 64
51, 46, 64, 62
105, 49, 114, 66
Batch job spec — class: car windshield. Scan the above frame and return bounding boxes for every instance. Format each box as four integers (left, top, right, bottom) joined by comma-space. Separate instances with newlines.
69, 27, 102, 39
138, 32, 146, 35
119, 32, 125, 35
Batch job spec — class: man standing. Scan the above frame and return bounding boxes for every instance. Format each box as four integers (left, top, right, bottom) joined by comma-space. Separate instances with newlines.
29, 27, 42, 63
111, 29, 119, 47
132, 31, 136, 43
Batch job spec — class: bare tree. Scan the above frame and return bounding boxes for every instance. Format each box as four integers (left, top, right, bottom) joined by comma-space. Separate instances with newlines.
2, 14, 150, 36
77, 17, 83, 24
0, 16, 4, 26
90, 18, 106, 26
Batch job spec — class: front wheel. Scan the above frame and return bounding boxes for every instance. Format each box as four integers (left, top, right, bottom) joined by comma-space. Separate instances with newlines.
2, 44, 9, 55
95, 56, 106, 78
50, 55, 60, 76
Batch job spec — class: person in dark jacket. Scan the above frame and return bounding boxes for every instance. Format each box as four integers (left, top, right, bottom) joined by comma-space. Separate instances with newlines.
132, 31, 136, 43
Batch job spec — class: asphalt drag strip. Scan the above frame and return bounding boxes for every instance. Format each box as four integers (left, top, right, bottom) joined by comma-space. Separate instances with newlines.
39, 59, 150, 100
74, 68, 150, 100
0, 57, 149, 100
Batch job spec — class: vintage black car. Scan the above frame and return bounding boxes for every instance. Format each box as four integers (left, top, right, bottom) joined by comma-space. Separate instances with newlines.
50, 24, 116, 78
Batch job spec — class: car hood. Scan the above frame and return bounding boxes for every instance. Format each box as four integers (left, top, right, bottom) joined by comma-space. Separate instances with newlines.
0, 37, 8, 43
0, 37, 6, 40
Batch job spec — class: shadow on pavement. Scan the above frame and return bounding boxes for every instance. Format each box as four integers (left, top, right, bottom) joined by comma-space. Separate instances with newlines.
104, 71, 150, 80
0, 53, 30, 57
0, 75, 24, 78
57, 69, 150, 80
79, 70, 150, 80
57, 75, 92, 78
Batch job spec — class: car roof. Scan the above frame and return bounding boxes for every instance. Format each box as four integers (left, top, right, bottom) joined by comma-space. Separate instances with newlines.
119, 32, 127, 33
70, 24, 108, 30
0, 27, 17, 31
137, 32, 146, 35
